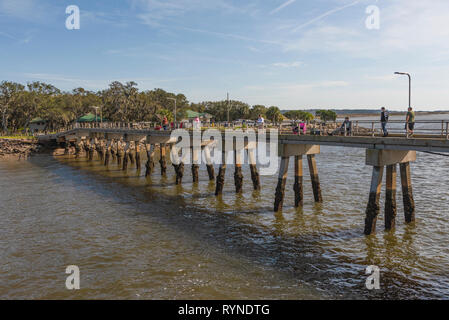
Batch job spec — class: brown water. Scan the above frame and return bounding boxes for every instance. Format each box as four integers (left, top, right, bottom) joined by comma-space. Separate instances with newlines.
1, 145, 449, 299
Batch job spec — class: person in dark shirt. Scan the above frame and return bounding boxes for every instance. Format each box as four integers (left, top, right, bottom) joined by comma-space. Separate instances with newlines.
380, 107, 389, 137
406, 107, 415, 138
340, 117, 352, 135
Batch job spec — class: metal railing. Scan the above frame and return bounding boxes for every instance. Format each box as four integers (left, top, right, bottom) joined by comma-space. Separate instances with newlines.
48, 119, 449, 140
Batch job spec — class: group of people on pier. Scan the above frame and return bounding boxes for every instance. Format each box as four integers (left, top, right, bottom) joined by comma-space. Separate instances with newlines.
293, 107, 416, 138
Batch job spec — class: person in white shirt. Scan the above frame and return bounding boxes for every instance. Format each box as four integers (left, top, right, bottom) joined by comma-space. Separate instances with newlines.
257, 114, 265, 129
194, 116, 201, 129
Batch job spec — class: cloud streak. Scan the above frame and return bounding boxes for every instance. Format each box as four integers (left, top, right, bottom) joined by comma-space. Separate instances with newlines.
292, 0, 361, 32
270, 0, 296, 15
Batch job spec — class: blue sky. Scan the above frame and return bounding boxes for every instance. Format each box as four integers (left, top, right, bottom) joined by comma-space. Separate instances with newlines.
1, 0, 449, 110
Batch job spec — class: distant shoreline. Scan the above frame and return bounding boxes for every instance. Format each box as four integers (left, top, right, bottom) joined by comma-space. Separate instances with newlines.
337, 111, 449, 119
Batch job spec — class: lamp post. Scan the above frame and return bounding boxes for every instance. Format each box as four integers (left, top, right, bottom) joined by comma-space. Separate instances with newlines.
394, 72, 411, 108
227, 93, 230, 125
168, 98, 177, 128
92, 106, 102, 126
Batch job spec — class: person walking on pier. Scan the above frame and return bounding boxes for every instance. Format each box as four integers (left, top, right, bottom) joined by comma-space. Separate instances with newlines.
380, 107, 389, 137
406, 107, 415, 138
162, 116, 169, 131
257, 114, 265, 130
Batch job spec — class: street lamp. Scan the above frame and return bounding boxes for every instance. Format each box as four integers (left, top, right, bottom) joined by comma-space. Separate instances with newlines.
227, 93, 230, 124
394, 72, 411, 108
92, 106, 101, 126
168, 98, 177, 128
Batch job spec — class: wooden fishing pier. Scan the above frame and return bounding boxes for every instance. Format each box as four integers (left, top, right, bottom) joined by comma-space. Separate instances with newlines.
41, 125, 449, 235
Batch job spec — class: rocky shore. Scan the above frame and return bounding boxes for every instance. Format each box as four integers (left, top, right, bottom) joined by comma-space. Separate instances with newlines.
0, 139, 42, 159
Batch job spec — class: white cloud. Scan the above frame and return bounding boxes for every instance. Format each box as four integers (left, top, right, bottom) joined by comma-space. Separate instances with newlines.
272, 61, 302, 68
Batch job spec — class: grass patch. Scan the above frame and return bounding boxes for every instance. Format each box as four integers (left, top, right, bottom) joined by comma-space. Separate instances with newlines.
0, 135, 37, 141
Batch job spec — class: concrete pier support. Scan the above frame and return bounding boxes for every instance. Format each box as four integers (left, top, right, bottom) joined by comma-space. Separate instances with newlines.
248, 149, 260, 191
365, 149, 417, 234
307, 154, 322, 203
364, 166, 384, 235
234, 150, 243, 193
135, 142, 141, 171
385, 164, 397, 230
215, 151, 227, 196
400, 162, 415, 223
159, 144, 167, 175
274, 156, 290, 212
145, 144, 155, 177
293, 155, 304, 207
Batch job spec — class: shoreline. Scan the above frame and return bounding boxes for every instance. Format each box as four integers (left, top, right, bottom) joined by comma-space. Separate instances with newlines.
0, 138, 42, 160
337, 111, 449, 119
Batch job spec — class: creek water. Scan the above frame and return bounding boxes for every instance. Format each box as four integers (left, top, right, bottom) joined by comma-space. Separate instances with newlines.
1, 121, 449, 299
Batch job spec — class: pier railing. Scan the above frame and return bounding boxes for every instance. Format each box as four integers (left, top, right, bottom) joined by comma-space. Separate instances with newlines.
48, 119, 449, 140
279, 120, 449, 139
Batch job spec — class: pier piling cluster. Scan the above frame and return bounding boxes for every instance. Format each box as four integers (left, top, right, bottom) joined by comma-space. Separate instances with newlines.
55, 129, 422, 235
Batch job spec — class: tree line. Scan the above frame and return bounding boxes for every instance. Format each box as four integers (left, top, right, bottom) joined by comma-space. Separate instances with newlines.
0, 80, 334, 133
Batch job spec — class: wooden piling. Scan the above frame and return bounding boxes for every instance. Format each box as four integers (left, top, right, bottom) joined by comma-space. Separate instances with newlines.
307, 154, 322, 202
83, 140, 90, 158
385, 164, 397, 230
192, 146, 200, 183
274, 156, 290, 212
400, 162, 415, 223
215, 151, 227, 196
145, 144, 155, 177
135, 142, 141, 170
88, 139, 95, 160
116, 141, 122, 165
122, 142, 130, 171
293, 155, 304, 207
110, 140, 116, 161
175, 162, 184, 185
104, 141, 111, 166
74, 142, 81, 158
128, 142, 135, 166
234, 150, 243, 193
204, 145, 215, 181
159, 144, 167, 175
364, 166, 384, 235
248, 149, 260, 191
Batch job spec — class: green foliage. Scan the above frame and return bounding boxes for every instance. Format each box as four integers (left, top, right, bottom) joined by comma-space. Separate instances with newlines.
315, 109, 337, 122
266, 106, 283, 124
157, 109, 174, 123
0, 79, 325, 132
283, 110, 314, 122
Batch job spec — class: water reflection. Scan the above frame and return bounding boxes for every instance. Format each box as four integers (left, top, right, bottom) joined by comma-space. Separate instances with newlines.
1, 145, 449, 299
